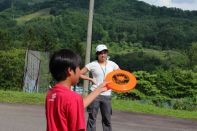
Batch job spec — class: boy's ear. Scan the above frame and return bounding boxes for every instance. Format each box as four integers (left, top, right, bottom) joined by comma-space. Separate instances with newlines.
67, 68, 72, 76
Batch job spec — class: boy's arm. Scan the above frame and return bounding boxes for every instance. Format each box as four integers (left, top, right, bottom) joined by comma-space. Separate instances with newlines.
83, 82, 108, 108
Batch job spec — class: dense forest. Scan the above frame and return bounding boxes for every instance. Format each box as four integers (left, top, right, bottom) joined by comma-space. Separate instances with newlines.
0, 0, 196, 111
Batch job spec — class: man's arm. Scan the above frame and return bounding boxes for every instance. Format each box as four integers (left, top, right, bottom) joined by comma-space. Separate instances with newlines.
80, 67, 96, 84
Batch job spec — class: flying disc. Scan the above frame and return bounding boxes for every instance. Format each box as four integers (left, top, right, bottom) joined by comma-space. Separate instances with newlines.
105, 70, 137, 92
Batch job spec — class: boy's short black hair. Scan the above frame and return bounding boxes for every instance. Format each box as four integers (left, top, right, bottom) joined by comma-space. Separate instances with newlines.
49, 49, 81, 82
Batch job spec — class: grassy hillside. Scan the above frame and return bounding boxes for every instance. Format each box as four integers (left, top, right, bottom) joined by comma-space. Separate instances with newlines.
0, 0, 196, 50
16, 8, 52, 25
16, 0, 52, 4
97, 43, 187, 62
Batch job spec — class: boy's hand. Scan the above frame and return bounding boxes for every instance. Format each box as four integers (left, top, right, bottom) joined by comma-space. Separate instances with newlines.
97, 81, 111, 92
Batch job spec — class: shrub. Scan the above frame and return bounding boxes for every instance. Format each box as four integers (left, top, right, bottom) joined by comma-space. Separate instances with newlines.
0, 49, 25, 91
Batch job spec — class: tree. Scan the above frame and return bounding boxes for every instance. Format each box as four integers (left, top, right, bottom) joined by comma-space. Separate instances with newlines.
185, 42, 197, 68
0, 30, 11, 50
0, 49, 25, 90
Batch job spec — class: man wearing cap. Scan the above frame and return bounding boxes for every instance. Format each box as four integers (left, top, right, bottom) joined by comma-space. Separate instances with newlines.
81, 44, 119, 131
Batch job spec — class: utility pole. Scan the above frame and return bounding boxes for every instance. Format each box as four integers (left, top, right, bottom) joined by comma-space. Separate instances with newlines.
83, 0, 95, 95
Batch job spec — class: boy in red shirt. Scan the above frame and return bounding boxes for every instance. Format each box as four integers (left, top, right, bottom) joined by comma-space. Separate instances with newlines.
46, 49, 108, 131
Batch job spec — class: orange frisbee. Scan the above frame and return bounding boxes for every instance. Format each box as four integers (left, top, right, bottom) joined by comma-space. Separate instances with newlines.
105, 70, 137, 92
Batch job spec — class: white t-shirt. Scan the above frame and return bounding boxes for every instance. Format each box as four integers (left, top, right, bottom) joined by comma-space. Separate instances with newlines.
85, 60, 119, 96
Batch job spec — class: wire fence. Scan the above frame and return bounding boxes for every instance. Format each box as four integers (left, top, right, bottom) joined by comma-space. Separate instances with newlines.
23, 50, 50, 93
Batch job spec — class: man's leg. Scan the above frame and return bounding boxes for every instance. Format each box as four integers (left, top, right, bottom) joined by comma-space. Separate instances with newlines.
100, 95, 112, 131
87, 97, 100, 131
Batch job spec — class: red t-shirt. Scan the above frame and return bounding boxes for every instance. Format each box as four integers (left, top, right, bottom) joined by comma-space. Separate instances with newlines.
45, 84, 86, 131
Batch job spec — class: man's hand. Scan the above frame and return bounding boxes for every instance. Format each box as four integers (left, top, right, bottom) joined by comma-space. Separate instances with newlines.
90, 78, 97, 85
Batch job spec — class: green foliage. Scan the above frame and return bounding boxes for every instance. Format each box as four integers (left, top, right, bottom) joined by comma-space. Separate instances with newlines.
110, 44, 188, 71
134, 71, 160, 96
0, 30, 11, 50
185, 42, 197, 68
114, 69, 197, 111
0, 0, 197, 51
114, 71, 160, 100
0, 49, 25, 91
0, 0, 11, 11
155, 68, 197, 98
0, 16, 16, 28
173, 97, 197, 111
21, 23, 60, 51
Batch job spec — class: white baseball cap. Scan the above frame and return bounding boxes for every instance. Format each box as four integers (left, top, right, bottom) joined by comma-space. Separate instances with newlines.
96, 44, 108, 52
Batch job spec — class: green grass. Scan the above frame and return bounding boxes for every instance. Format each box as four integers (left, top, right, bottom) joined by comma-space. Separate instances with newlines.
16, 8, 52, 25
0, 90, 196, 119
0, 90, 45, 105
112, 99, 197, 119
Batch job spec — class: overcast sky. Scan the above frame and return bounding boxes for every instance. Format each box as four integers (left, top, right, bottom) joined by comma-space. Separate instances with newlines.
138, 0, 197, 11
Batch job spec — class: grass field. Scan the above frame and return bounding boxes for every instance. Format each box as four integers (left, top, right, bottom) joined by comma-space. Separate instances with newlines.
16, 8, 52, 25
0, 90, 45, 105
0, 90, 196, 119
113, 99, 197, 119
